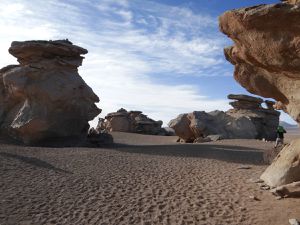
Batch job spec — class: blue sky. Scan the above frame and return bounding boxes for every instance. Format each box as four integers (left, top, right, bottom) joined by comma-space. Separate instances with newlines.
0, 0, 295, 126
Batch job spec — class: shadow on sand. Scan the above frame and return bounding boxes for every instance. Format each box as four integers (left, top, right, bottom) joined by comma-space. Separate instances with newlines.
0, 152, 71, 173
113, 143, 266, 165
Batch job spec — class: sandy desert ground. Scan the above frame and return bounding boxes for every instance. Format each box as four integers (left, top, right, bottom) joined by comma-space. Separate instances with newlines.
1, 130, 300, 225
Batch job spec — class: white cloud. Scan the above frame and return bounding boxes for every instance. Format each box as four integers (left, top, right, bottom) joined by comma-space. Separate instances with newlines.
0, 0, 247, 127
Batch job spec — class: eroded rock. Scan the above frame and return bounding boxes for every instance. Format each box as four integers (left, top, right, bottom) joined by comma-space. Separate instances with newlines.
220, 2, 300, 188
168, 94, 279, 143
271, 181, 300, 198
87, 128, 113, 146
98, 108, 163, 135
0, 40, 101, 145
219, 3, 300, 125
261, 139, 300, 187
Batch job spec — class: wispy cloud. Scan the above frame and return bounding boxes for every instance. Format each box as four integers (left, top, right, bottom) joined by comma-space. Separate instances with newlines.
0, 0, 232, 126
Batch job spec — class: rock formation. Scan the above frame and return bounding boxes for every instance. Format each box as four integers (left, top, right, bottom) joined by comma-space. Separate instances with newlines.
87, 128, 113, 147
261, 139, 300, 187
97, 108, 163, 135
281, 0, 300, 4
169, 94, 279, 143
227, 94, 280, 141
219, 3, 300, 124
271, 181, 300, 198
219, 1, 300, 188
0, 40, 101, 145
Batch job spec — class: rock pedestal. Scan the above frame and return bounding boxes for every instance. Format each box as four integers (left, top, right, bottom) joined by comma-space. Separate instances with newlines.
219, 3, 300, 125
168, 94, 279, 143
0, 40, 101, 145
219, 1, 300, 188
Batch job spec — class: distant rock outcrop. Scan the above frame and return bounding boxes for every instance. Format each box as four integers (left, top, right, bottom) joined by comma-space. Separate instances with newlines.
97, 108, 163, 135
219, 1, 300, 188
0, 40, 101, 145
168, 94, 280, 143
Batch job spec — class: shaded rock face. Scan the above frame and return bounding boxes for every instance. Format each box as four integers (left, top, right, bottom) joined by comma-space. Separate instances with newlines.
87, 128, 113, 147
168, 94, 279, 143
0, 40, 101, 145
97, 108, 163, 135
219, 3, 300, 125
228, 94, 263, 110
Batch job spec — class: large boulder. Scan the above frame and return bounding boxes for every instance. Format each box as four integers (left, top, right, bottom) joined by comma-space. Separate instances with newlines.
0, 40, 101, 145
261, 139, 300, 187
98, 108, 163, 135
168, 113, 195, 142
168, 94, 279, 143
219, 3, 300, 124
219, 2, 300, 187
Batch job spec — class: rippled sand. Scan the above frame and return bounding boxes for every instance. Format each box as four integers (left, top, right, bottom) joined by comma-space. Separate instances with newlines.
0, 132, 299, 225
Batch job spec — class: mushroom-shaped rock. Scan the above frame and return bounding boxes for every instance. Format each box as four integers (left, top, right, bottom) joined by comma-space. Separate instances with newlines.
220, 3, 300, 187
220, 3, 300, 124
169, 95, 279, 143
0, 40, 101, 145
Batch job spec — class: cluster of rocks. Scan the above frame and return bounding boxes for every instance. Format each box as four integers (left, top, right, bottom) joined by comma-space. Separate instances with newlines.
169, 94, 279, 143
96, 108, 170, 135
220, 0, 300, 195
0, 40, 110, 146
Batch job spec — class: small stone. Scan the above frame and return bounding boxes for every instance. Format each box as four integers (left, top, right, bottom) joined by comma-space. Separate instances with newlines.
260, 184, 270, 190
249, 195, 260, 201
238, 166, 251, 170
289, 218, 300, 225
248, 178, 264, 183
275, 196, 283, 200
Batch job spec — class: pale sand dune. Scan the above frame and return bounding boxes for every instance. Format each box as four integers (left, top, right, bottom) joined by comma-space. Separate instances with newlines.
0, 132, 299, 225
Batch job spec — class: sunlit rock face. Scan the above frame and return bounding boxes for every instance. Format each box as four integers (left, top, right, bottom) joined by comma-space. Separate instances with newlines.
0, 40, 101, 145
261, 139, 300, 187
220, 2, 300, 187
168, 94, 279, 143
219, 2, 300, 124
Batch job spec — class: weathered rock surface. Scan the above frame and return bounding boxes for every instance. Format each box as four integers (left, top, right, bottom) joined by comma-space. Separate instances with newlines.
281, 0, 300, 4
87, 128, 113, 146
219, 3, 300, 125
260, 139, 300, 187
271, 181, 300, 198
168, 94, 279, 143
98, 108, 163, 135
220, 3, 300, 188
228, 94, 263, 110
0, 40, 101, 145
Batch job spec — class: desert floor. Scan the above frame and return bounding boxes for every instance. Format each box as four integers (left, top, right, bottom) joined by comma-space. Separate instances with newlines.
1, 130, 300, 225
